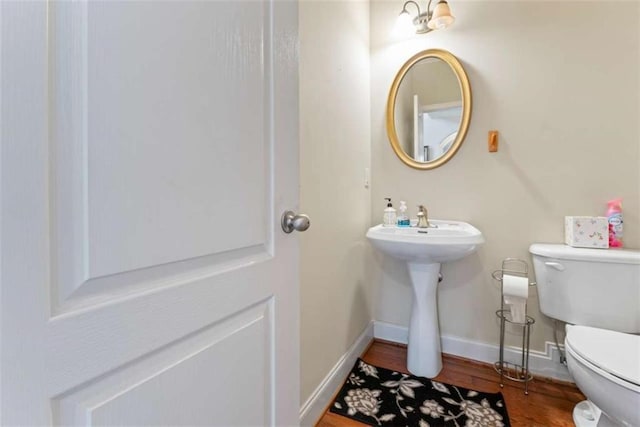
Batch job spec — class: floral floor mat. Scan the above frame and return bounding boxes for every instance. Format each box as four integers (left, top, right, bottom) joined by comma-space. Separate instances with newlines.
330, 359, 510, 426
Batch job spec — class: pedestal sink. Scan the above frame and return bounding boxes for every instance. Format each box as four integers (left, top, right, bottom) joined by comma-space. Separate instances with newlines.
367, 220, 484, 377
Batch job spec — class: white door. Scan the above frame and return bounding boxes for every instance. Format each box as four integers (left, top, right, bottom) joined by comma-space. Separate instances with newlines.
1, 1, 300, 425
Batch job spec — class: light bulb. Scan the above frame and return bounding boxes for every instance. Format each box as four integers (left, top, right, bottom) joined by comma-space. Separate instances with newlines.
393, 11, 415, 38
428, 15, 454, 30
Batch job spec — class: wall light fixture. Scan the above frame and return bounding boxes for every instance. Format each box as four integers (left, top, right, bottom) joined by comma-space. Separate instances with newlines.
394, 0, 455, 36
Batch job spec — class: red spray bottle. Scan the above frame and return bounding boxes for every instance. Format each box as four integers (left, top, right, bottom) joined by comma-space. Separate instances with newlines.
606, 198, 623, 248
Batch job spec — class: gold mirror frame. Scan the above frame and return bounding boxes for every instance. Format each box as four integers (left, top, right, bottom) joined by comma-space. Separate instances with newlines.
386, 49, 472, 170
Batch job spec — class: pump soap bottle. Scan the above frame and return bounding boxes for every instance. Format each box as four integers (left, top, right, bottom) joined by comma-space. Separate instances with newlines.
397, 201, 410, 227
383, 198, 397, 227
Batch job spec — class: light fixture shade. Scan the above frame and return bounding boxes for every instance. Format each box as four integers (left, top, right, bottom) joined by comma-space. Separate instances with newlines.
427, 0, 455, 30
393, 10, 416, 37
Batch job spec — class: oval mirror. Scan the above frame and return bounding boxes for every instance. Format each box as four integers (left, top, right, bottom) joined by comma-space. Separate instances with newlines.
386, 49, 471, 169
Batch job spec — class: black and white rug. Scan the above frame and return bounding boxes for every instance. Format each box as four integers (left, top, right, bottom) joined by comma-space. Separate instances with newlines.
330, 359, 510, 426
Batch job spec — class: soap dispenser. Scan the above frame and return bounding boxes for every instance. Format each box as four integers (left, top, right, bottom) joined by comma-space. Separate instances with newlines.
383, 198, 397, 227
397, 201, 409, 227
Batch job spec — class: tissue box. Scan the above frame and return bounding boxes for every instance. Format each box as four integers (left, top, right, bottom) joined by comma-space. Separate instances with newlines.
564, 216, 609, 248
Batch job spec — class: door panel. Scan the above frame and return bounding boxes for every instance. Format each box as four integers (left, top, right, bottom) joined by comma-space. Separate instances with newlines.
54, 301, 273, 426
50, 1, 271, 312
1, 1, 299, 425
83, 1, 266, 276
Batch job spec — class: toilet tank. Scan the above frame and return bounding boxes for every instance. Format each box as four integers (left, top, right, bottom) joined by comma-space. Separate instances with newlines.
529, 244, 640, 333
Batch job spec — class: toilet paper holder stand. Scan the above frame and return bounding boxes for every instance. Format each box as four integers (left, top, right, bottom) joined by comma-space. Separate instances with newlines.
492, 258, 537, 395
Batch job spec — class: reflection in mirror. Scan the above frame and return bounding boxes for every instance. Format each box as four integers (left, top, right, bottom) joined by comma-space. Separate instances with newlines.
395, 58, 462, 162
386, 49, 471, 170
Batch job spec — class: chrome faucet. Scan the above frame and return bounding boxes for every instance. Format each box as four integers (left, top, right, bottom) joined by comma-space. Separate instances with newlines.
416, 205, 430, 228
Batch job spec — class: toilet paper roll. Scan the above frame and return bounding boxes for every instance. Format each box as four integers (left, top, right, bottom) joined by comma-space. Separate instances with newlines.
503, 274, 529, 299
503, 274, 529, 323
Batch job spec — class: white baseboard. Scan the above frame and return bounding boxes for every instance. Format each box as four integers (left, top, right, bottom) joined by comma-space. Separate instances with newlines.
373, 320, 408, 344
373, 320, 572, 382
299, 321, 374, 426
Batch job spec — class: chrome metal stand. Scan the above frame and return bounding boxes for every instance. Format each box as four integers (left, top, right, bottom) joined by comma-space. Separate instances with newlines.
492, 258, 536, 395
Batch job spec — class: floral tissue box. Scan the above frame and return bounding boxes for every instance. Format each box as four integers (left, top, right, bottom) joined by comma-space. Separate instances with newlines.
564, 216, 609, 249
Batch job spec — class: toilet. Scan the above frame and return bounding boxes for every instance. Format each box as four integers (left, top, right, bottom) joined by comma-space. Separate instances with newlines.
530, 244, 640, 427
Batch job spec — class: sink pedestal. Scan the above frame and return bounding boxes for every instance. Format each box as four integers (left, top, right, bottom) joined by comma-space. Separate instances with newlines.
366, 222, 484, 379
407, 262, 442, 378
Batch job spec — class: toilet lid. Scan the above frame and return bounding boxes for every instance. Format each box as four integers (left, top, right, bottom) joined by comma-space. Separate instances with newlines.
566, 325, 640, 387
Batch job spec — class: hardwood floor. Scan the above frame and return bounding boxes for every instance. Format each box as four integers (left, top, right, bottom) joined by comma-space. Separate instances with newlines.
316, 340, 585, 427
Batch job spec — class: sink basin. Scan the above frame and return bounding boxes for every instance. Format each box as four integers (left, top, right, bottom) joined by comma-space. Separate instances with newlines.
366, 220, 484, 263
367, 220, 484, 377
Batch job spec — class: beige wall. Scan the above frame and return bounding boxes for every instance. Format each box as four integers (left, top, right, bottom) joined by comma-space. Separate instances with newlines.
370, 0, 640, 353
299, 0, 372, 405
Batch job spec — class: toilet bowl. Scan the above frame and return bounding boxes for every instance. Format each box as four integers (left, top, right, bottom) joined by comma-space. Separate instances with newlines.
564, 325, 640, 427
529, 244, 640, 427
